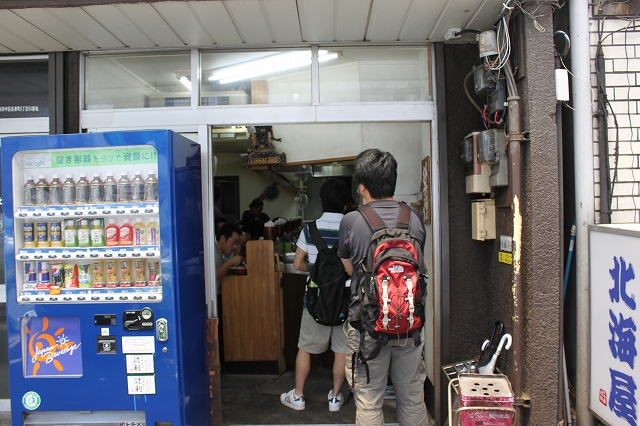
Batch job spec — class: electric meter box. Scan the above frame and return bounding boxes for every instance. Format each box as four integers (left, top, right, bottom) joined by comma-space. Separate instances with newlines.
462, 132, 491, 194
471, 198, 496, 241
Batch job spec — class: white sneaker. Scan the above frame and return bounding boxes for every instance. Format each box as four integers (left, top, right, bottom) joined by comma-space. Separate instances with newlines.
281, 388, 305, 411
328, 390, 344, 412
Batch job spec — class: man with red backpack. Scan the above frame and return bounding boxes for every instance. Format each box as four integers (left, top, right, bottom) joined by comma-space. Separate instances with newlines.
338, 149, 428, 426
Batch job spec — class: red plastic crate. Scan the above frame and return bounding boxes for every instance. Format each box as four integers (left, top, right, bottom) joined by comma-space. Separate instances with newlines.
457, 374, 515, 426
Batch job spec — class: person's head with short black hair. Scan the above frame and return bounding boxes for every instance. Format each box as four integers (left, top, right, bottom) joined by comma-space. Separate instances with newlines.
215, 217, 227, 231
216, 222, 242, 255
353, 148, 397, 199
320, 178, 350, 213
241, 219, 264, 240
249, 198, 264, 213
214, 184, 221, 203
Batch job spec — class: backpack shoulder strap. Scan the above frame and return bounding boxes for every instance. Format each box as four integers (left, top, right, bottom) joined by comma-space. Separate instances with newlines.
396, 202, 411, 230
358, 202, 411, 231
308, 221, 328, 251
358, 204, 386, 232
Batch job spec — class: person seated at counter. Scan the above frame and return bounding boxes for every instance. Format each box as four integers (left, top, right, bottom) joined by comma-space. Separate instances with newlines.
215, 222, 245, 281
236, 219, 265, 258
239, 198, 270, 225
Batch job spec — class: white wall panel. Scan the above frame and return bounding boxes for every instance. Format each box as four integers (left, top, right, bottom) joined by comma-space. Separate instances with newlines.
261, 0, 302, 43
298, 0, 334, 42
83, 5, 155, 49
189, 1, 243, 45
224, 0, 273, 43
0, 26, 41, 52
367, 0, 411, 41
118, 3, 184, 47
402, 0, 447, 41
0, 10, 68, 52
335, 0, 370, 42
12, 8, 99, 50
153, 2, 214, 46
427, 0, 485, 41
48, 7, 125, 49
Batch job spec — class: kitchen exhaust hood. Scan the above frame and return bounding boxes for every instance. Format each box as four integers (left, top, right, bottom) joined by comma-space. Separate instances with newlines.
311, 164, 354, 177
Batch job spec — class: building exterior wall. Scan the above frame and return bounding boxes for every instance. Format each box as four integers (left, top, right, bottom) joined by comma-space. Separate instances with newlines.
590, 17, 640, 223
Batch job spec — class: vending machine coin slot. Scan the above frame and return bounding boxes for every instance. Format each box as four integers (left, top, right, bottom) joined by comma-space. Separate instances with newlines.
96, 335, 117, 354
123, 308, 154, 331
156, 318, 168, 342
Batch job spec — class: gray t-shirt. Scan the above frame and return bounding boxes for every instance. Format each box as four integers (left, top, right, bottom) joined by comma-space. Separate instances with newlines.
337, 200, 426, 320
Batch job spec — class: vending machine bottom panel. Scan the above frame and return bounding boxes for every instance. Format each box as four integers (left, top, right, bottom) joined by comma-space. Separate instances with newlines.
23, 411, 147, 425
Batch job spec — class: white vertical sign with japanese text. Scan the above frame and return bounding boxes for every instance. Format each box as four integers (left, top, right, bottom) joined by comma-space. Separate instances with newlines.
590, 224, 640, 426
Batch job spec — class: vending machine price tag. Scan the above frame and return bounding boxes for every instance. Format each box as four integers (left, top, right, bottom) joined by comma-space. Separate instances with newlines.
126, 354, 155, 374
127, 375, 156, 395
122, 336, 155, 354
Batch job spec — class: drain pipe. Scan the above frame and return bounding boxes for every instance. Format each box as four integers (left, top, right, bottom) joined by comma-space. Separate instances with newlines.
570, 0, 596, 423
596, 44, 611, 224
504, 61, 525, 419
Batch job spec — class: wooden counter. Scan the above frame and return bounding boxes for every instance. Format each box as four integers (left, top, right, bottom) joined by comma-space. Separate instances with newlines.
221, 240, 285, 374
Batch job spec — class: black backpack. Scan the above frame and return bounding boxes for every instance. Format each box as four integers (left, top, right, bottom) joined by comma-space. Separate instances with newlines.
305, 221, 350, 326
351, 202, 428, 383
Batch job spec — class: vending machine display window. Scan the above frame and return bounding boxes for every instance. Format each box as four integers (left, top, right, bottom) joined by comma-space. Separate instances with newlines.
12, 146, 162, 304
21, 316, 83, 378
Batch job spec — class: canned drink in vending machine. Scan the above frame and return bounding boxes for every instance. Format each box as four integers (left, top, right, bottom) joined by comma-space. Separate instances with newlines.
106, 260, 119, 288
36, 222, 49, 248
119, 260, 133, 287
23, 223, 36, 248
23, 262, 37, 290
36, 262, 51, 290
134, 259, 147, 287
49, 222, 63, 247
92, 260, 105, 288
147, 260, 161, 286
50, 262, 63, 294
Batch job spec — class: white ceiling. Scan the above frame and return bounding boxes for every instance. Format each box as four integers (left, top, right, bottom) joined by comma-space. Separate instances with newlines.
0, 0, 504, 54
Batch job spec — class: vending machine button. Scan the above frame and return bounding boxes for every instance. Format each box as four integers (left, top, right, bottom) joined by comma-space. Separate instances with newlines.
88, 210, 97, 215
116, 209, 125, 214
21, 297, 30, 302
19, 255, 29, 259
35, 297, 44, 301
105, 296, 114, 300
18, 213, 27, 217
49, 297, 58, 301
104, 253, 113, 257
118, 253, 126, 257
63, 297, 72, 301
76, 254, 85, 258
130, 209, 139, 214
77, 296, 86, 301
144, 208, 154, 213
134, 296, 142, 300
34, 255, 42, 259
90, 253, 99, 258
74, 211, 83, 215
48, 254, 57, 259
91, 296, 100, 301
102, 210, 111, 215
148, 296, 157, 300
46, 211, 55, 217
119, 296, 128, 300
132, 252, 140, 257
62, 254, 70, 258
61, 211, 69, 216
33, 212, 41, 217
146, 252, 154, 257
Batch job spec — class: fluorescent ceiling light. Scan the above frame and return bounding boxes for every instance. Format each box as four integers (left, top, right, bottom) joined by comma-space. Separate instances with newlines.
208, 50, 338, 84
178, 75, 192, 91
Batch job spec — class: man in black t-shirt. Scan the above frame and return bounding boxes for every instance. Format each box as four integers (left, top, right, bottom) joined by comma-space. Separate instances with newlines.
338, 149, 428, 426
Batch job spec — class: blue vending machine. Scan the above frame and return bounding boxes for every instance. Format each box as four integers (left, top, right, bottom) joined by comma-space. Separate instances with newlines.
2, 130, 211, 425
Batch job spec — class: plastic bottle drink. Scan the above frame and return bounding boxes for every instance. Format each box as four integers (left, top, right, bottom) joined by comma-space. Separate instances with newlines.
77, 219, 91, 247
62, 174, 76, 205
119, 218, 133, 246
130, 171, 144, 202
105, 219, 119, 246
147, 217, 160, 245
90, 219, 105, 247
75, 173, 90, 204
35, 175, 49, 206
64, 220, 78, 247
103, 172, 117, 203
48, 174, 63, 205
133, 217, 147, 245
23, 176, 36, 206
144, 171, 159, 201
89, 173, 104, 204
117, 172, 131, 202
